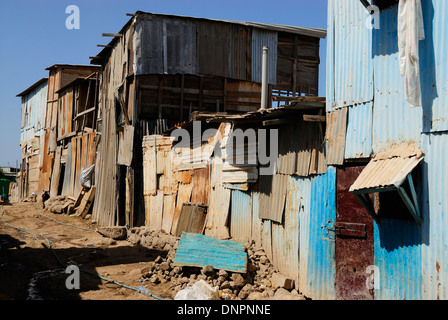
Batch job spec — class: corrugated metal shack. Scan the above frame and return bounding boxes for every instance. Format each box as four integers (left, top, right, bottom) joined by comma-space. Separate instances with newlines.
16, 65, 101, 202
16, 78, 48, 199
325, 0, 448, 300
140, 96, 332, 297
89, 11, 326, 228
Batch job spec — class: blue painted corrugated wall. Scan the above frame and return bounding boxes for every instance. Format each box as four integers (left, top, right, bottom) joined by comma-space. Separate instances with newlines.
300, 167, 336, 300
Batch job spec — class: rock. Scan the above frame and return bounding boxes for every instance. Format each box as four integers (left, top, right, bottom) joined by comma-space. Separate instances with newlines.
218, 269, 228, 279
238, 284, 253, 299
159, 261, 171, 271
272, 288, 305, 300
231, 273, 246, 288
271, 273, 294, 290
246, 291, 263, 300
97, 226, 127, 240
201, 265, 214, 275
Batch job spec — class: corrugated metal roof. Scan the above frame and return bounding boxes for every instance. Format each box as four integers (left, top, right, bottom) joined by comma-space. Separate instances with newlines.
349, 144, 424, 193
92, 11, 326, 65
16, 78, 48, 97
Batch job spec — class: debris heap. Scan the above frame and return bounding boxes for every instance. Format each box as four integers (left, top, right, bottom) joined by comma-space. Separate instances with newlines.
126, 227, 306, 300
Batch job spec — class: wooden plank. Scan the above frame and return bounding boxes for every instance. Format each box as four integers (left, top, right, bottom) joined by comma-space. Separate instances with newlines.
191, 165, 210, 206
162, 194, 176, 234
303, 114, 326, 122
148, 192, 164, 231
171, 182, 193, 234
174, 232, 247, 273
143, 138, 157, 196
87, 133, 96, 167
79, 186, 96, 218
49, 146, 62, 198
175, 202, 208, 237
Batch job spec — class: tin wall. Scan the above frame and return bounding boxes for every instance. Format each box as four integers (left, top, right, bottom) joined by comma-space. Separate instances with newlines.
299, 166, 336, 300
251, 29, 278, 85
371, 5, 423, 153
326, 0, 374, 111
421, 132, 448, 300
20, 80, 48, 144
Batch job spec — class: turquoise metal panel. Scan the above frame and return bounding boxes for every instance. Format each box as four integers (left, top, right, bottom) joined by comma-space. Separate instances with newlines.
300, 167, 337, 300
229, 189, 252, 244
373, 219, 422, 300
174, 232, 247, 273
327, 0, 374, 111
421, 132, 448, 299
372, 5, 423, 153
345, 102, 373, 159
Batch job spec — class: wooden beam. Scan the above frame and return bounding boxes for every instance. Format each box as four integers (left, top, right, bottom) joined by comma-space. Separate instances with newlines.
303, 114, 326, 122
97, 44, 112, 48
102, 33, 123, 37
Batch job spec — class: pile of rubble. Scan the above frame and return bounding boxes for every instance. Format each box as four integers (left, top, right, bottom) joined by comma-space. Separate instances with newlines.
125, 227, 306, 300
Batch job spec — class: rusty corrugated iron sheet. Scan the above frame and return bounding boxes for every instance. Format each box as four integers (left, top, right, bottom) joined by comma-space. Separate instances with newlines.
349, 144, 424, 193
257, 173, 288, 223
326, 107, 347, 166
197, 21, 251, 81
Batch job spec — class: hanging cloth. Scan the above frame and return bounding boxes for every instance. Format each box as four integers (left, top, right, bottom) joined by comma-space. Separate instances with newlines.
398, 0, 425, 107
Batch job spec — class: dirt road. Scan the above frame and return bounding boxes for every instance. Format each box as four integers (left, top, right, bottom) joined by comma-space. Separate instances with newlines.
0, 202, 174, 300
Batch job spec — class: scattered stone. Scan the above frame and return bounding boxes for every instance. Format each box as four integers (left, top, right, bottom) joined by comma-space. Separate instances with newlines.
97, 226, 127, 240
271, 273, 294, 290
231, 273, 246, 288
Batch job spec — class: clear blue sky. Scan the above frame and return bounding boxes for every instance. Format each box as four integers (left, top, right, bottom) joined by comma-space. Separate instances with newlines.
0, 0, 328, 167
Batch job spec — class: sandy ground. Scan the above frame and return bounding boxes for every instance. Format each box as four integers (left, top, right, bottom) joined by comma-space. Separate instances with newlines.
0, 201, 175, 300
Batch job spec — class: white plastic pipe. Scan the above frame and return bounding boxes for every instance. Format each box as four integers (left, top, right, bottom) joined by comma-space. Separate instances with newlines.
261, 46, 269, 110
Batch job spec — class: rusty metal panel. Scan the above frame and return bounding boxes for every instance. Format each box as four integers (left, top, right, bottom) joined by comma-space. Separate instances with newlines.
164, 18, 197, 75
134, 16, 164, 75
251, 28, 277, 85
326, 107, 348, 165
229, 189, 252, 244
258, 173, 288, 223
277, 122, 327, 177
349, 144, 424, 193
197, 21, 250, 81
336, 166, 374, 300
191, 165, 210, 206
134, 16, 197, 75
271, 175, 302, 286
